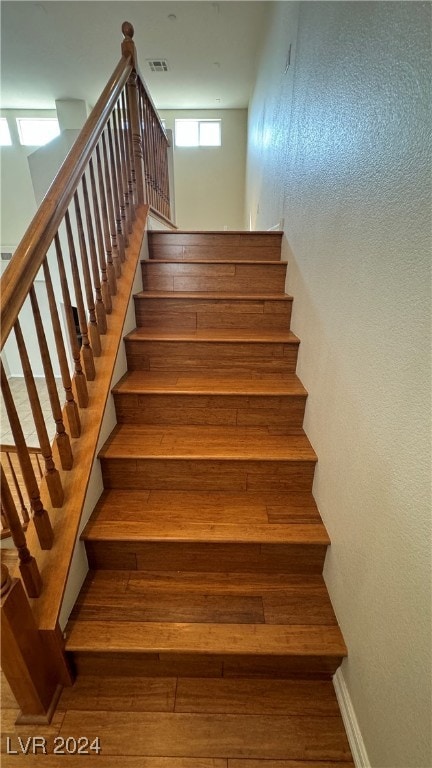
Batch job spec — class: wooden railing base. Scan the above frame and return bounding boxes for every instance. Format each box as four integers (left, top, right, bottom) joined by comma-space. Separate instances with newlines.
15, 685, 63, 726
1, 576, 61, 722
40, 624, 74, 688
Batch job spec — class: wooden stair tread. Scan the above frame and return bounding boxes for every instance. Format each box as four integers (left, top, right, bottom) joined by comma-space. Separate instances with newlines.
86, 489, 321, 524
66, 620, 346, 656
135, 291, 292, 301
82, 520, 329, 545
69, 570, 337, 625
113, 371, 307, 396
149, 230, 284, 235
99, 425, 317, 461
144, 259, 286, 266
125, 328, 299, 343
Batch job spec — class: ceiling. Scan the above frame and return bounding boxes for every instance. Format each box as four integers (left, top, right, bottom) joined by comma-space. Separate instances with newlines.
1, 1, 270, 111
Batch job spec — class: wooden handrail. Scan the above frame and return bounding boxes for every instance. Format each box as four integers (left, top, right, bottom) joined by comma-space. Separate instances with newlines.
0, 55, 132, 348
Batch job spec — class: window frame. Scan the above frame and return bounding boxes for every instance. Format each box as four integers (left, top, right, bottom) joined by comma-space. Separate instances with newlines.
16, 117, 60, 147
174, 118, 221, 148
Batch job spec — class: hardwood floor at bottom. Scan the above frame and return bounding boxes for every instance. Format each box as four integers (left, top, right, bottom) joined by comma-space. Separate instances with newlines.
1, 673, 353, 766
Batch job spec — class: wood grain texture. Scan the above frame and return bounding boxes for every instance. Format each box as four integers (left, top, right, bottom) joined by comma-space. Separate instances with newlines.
71, 593, 265, 625
134, 294, 292, 331
100, 458, 316, 493
141, 261, 287, 294
99, 424, 316, 461
174, 678, 341, 715
124, 328, 299, 342
71, 651, 342, 680
57, 710, 351, 760
66, 621, 346, 657
69, 569, 337, 627
2, 759, 225, 768
85, 541, 327, 573
125, 571, 329, 595
229, 763, 354, 768
148, 231, 283, 262
58, 675, 176, 711
113, 391, 306, 428
149, 231, 283, 244
72, 651, 224, 678
82, 520, 328, 545
87, 488, 321, 525
150, 245, 282, 261
113, 371, 307, 395
124, 330, 300, 374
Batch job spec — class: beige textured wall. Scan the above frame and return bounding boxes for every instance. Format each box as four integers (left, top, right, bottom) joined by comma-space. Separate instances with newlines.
160, 109, 247, 230
246, 3, 431, 767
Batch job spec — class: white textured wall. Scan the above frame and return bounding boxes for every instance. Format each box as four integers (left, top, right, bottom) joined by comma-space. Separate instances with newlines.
159, 109, 247, 230
246, 3, 431, 767
0, 109, 58, 248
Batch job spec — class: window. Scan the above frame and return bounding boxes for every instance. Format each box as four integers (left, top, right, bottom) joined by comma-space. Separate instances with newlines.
175, 119, 221, 147
0, 118, 12, 146
16, 118, 60, 146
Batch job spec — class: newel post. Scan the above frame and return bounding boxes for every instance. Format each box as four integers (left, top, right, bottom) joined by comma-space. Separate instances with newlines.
122, 21, 145, 205
0, 564, 64, 723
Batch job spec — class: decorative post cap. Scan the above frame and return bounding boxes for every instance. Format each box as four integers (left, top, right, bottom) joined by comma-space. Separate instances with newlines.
121, 21, 137, 67
122, 21, 134, 40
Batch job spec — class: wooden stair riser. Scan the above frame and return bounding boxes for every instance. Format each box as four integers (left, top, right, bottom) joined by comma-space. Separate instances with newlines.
72, 651, 343, 679
148, 232, 283, 262
141, 262, 287, 294
134, 296, 292, 331
113, 392, 307, 428
85, 540, 326, 573
100, 457, 316, 493
125, 340, 299, 374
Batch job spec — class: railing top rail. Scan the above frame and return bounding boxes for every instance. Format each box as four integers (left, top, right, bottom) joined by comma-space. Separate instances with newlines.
0, 53, 133, 349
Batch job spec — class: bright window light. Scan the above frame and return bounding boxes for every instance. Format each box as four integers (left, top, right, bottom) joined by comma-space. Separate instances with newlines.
199, 121, 220, 146
0, 118, 12, 146
16, 118, 60, 146
175, 120, 199, 147
175, 119, 221, 147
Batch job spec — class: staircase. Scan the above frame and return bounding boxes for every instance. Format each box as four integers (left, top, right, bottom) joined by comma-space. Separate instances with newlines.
66, 230, 347, 684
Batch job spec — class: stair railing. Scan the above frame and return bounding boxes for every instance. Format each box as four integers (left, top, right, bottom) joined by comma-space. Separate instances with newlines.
1, 444, 43, 539
0, 21, 172, 722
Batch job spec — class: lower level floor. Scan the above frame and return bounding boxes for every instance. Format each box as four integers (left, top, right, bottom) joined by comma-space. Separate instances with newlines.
1, 671, 353, 766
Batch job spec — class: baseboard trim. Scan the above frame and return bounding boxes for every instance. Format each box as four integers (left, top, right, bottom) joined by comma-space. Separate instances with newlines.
333, 667, 371, 768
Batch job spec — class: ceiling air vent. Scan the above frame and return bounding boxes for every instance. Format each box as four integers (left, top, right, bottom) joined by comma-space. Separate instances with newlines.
147, 59, 169, 73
